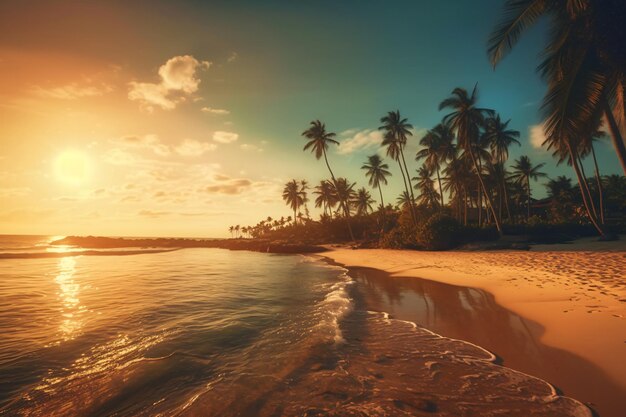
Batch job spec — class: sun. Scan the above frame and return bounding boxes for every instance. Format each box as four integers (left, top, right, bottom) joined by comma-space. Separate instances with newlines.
53, 150, 92, 185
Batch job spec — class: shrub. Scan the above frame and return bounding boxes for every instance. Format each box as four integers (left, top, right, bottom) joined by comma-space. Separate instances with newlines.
417, 214, 462, 250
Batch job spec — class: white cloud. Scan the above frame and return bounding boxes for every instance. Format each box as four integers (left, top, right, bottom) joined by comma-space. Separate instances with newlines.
128, 55, 211, 111
213, 131, 239, 144
32, 82, 113, 100
529, 124, 546, 149
240, 143, 263, 152
337, 129, 384, 155
175, 139, 217, 156
201, 107, 230, 115
227, 52, 238, 63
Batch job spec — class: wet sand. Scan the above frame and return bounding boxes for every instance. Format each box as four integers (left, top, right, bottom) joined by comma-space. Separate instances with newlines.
323, 245, 626, 417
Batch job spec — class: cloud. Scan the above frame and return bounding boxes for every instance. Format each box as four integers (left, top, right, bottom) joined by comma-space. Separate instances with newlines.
175, 139, 217, 156
203, 178, 253, 195
128, 55, 211, 111
201, 107, 230, 115
227, 52, 238, 63
32, 83, 113, 100
240, 143, 263, 152
138, 210, 171, 217
337, 129, 384, 155
529, 124, 546, 149
114, 134, 170, 156
213, 131, 238, 144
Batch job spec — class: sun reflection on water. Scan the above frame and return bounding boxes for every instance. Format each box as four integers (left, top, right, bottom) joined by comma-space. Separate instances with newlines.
54, 257, 84, 341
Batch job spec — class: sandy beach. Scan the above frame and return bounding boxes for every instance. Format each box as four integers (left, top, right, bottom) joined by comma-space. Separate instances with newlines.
323, 239, 626, 417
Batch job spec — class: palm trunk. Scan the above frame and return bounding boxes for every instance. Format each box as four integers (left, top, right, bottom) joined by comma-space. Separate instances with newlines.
469, 150, 502, 234
396, 158, 417, 225
590, 143, 605, 224
502, 178, 512, 221
567, 142, 604, 236
463, 186, 468, 226
399, 147, 418, 223
377, 185, 386, 234
477, 180, 482, 226
436, 164, 445, 208
527, 177, 531, 221
602, 98, 626, 175
577, 154, 599, 221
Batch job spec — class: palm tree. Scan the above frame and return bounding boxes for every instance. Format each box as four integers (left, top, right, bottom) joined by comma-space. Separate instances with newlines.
228, 225, 234, 238
300, 180, 310, 219
412, 166, 440, 208
580, 129, 608, 224
353, 187, 375, 216
313, 180, 338, 218
488, 0, 626, 175
302, 120, 355, 240
485, 160, 511, 222
443, 151, 471, 224
282, 179, 305, 225
333, 178, 356, 218
484, 114, 521, 164
396, 191, 414, 211
546, 176, 573, 198
511, 156, 547, 220
379, 110, 417, 225
234, 225, 240, 238
439, 85, 502, 233
361, 154, 392, 211
416, 123, 456, 207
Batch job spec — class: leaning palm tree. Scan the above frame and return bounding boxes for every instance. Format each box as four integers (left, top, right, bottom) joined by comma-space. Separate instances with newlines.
416, 123, 456, 207
353, 187, 375, 216
379, 110, 417, 225
361, 154, 392, 211
580, 129, 608, 224
313, 180, 338, 218
488, 0, 626, 175
282, 179, 305, 225
302, 120, 355, 240
439, 85, 502, 233
412, 166, 441, 208
511, 156, 547, 221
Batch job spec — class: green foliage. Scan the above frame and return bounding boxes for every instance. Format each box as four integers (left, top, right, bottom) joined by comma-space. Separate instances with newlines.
417, 214, 462, 250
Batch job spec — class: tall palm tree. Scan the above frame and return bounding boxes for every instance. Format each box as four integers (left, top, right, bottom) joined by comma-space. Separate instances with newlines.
439, 85, 502, 233
361, 154, 392, 211
485, 160, 511, 222
443, 151, 471, 224
511, 155, 547, 220
302, 120, 355, 240
484, 114, 520, 221
484, 114, 521, 164
300, 180, 310, 219
416, 123, 456, 207
379, 110, 418, 225
353, 187, 375, 216
282, 179, 305, 225
488, 0, 626, 175
313, 180, 338, 218
228, 225, 234, 238
333, 178, 356, 218
412, 166, 441, 208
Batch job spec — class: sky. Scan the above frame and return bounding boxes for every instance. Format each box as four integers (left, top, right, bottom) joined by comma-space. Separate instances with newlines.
0, 0, 623, 238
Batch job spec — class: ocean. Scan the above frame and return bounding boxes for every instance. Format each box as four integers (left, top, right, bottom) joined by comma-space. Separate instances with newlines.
0, 235, 591, 416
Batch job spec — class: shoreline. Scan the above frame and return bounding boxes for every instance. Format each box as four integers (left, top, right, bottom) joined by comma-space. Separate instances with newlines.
322, 247, 626, 417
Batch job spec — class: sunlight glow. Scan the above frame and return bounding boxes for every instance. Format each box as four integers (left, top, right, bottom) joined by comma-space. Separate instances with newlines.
53, 150, 92, 185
